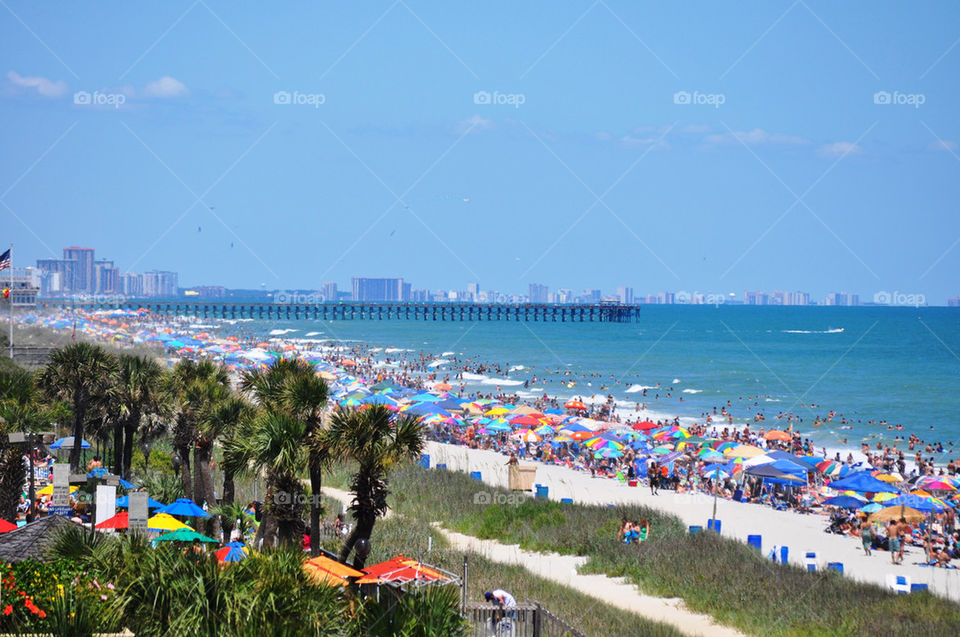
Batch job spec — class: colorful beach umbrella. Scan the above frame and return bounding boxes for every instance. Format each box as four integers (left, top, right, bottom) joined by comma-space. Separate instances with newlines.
147, 513, 193, 532
154, 528, 217, 543
161, 498, 211, 518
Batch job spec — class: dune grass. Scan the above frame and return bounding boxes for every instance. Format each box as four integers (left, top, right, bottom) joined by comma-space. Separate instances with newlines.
326, 461, 960, 637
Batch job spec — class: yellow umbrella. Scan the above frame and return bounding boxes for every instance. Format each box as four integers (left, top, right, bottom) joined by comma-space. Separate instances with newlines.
36, 485, 79, 497
148, 513, 193, 532
485, 407, 512, 416
872, 492, 898, 503
875, 473, 900, 484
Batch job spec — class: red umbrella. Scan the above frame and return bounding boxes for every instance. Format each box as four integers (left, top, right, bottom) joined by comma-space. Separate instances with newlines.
633, 420, 658, 430
510, 415, 541, 427
0, 519, 17, 533
95, 512, 129, 530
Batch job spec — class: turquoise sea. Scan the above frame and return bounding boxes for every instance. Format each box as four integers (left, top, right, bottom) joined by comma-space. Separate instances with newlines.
223, 306, 959, 459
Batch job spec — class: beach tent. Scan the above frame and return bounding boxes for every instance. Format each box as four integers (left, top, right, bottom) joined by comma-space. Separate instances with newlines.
828, 471, 900, 494
49, 437, 91, 450
304, 555, 364, 587
355, 554, 452, 586
744, 464, 806, 483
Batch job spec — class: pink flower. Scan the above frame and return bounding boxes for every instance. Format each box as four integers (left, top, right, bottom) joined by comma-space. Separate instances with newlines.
106, 583, 115, 590
100, 595, 107, 601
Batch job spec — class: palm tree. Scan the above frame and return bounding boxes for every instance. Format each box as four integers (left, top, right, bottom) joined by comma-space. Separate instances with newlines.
38, 343, 118, 470
0, 367, 54, 522
109, 355, 169, 479
325, 405, 424, 568
195, 394, 252, 539
241, 360, 329, 555
168, 360, 230, 498
224, 411, 308, 546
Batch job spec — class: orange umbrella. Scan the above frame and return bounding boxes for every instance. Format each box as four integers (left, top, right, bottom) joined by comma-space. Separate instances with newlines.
341, 359, 357, 367
434, 382, 453, 391
570, 430, 594, 441
564, 400, 587, 411
764, 430, 791, 441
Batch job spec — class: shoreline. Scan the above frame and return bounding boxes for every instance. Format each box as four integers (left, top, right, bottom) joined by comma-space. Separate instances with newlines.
423, 440, 960, 603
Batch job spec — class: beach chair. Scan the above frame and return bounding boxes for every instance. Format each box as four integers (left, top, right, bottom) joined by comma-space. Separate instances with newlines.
886, 574, 911, 594
639, 526, 649, 542
804, 552, 817, 572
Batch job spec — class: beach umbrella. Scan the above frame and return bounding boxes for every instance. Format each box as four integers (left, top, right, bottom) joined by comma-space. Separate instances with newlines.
564, 400, 587, 411
873, 473, 901, 484
148, 513, 193, 532
356, 555, 451, 585
816, 460, 843, 476
154, 528, 217, 543
115, 495, 165, 510
763, 430, 791, 441
594, 448, 623, 459
861, 502, 883, 513
361, 394, 398, 406
304, 555, 364, 587
633, 420, 658, 430
872, 492, 898, 503
49, 437, 91, 450
216, 543, 249, 562
913, 476, 958, 491
36, 484, 78, 497
883, 494, 949, 513
724, 444, 764, 458
534, 425, 555, 435
484, 421, 511, 433
485, 407, 512, 416
510, 415, 541, 428
821, 496, 865, 509
433, 382, 453, 391
568, 430, 594, 441
96, 512, 129, 530
868, 506, 925, 524
0, 519, 16, 533
161, 498, 211, 518
544, 408, 563, 415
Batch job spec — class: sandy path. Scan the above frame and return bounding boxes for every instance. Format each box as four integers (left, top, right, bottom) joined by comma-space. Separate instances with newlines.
425, 441, 960, 602
438, 525, 745, 637
321, 485, 745, 637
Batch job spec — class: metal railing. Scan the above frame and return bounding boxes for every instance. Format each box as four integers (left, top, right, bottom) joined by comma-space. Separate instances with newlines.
463, 602, 584, 637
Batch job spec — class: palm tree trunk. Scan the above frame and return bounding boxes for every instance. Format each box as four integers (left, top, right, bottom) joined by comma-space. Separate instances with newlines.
68, 399, 86, 471
112, 421, 123, 475
0, 443, 24, 522
222, 465, 235, 505
308, 458, 322, 556
122, 420, 137, 480
194, 443, 220, 540
339, 511, 375, 568
176, 442, 191, 498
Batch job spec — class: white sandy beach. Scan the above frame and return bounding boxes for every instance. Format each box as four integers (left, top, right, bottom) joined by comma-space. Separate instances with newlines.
425, 441, 960, 603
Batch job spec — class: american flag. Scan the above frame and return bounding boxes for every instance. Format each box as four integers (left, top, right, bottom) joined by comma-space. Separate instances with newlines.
0, 249, 9, 271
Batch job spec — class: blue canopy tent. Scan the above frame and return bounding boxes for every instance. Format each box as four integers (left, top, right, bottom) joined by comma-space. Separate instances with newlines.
49, 437, 91, 450
827, 471, 900, 494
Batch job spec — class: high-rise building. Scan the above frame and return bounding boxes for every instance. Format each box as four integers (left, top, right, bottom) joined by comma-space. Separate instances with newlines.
657, 292, 675, 304
62, 246, 95, 293
321, 281, 338, 303
825, 292, 858, 307
581, 289, 601, 303
94, 260, 120, 294
351, 277, 408, 302
467, 282, 479, 302
528, 283, 549, 303
36, 258, 76, 295
119, 273, 143, 297
616, 286, 634, 304
744, 290, 769, 305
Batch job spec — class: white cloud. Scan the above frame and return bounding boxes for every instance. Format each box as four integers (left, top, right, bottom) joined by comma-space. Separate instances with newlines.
457, 114, 494, 133
619, 135, 669, 150
818, 141, 863, 157
6, 70, 69, 97
928, 139, 958, 152
681, 124, 710, 134
142, 76, 189, 98
594, 131, 612, 141
703, 128, 808, 146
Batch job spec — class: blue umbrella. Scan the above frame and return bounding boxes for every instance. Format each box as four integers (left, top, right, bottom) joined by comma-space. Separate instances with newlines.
49, 437, 91, 450
161, 498, 210, 518
118, 478, 138, 490
861, 502, 883, 513
115, 495, 165, 509
883, 494, 948, 513
87, 467, 109, 478
821, 495, 865, 509
361, 394, 398, 406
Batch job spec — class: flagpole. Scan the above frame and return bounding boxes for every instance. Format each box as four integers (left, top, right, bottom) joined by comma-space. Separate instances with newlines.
8, 243, 12, 360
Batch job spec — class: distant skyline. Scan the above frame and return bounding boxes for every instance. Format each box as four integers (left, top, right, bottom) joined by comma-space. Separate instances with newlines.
2, 2, 959, 301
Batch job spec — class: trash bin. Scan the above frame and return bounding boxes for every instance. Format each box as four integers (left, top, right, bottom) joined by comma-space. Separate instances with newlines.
470, 471, 482, 481
708, 519, 722, 533
747, 535, 762, 551
910, 583, 927, 592
827, 562, 844, 574
535, 485, 549, 499
509, 465, 536, 491
780, 546, 789, 564
689, 526, 702, 534
419, 454, 430, 469
561, 498, 573, 504
436, 463, 447, 470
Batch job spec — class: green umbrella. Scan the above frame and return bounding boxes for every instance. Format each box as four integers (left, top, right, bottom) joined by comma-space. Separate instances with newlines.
154, 528, 217, 543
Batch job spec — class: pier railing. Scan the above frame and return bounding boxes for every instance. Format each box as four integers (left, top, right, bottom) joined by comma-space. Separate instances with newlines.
38, 301, 639, 323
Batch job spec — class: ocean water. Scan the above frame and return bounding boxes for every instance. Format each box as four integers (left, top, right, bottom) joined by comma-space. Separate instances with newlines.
219, 306, 960, 457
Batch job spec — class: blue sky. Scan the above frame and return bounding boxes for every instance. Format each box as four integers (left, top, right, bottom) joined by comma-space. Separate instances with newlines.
1, 1, 959, 301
